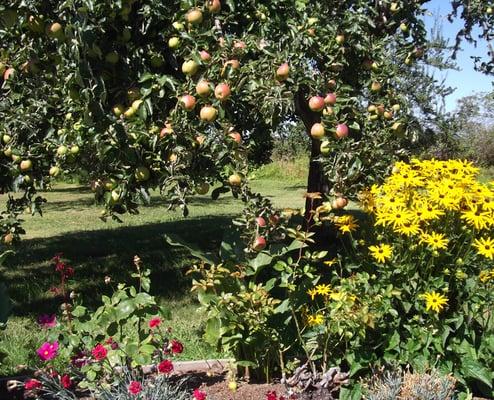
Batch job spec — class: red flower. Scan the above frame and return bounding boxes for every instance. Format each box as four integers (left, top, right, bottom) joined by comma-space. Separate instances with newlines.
60, 375, 72, 389
91, 343, 107, 361
266, 391, 278, 400
170, 339, 184, 354
157, 359, 174, 374
149, 317, 161, 329
193, 389, 207, 400
128, 381, 142, 395
24, 379, 42, 390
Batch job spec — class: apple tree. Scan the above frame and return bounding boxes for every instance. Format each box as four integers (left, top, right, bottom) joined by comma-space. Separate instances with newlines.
1, 0, 492, 248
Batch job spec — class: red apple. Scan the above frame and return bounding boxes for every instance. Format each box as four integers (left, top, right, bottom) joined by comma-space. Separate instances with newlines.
276, 63, 289, 81
214, 83, 231, 101
228, 132, 242, 144
234, 41, 246, 50
225, 59, 240, 69
256, 217, 267, 227
196, 80, 211, 96
3, 67, 15, 81
332, 197, 348, 209
335, 123, 349, 139
180, 95, 196, 110
200, 105, 218, 122
310, 123, 325, 139
160, 126, 173, 138
308, 96, 325, 112
208, 0, 221, 13
252, 236, 267, 251
324, 93, 337, 105
199, 50, 211, 62
328, 79, 337, 89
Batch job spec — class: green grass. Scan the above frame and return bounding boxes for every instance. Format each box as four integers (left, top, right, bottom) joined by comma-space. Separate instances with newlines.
250, 157, 309, 182
0, 176, 306, 375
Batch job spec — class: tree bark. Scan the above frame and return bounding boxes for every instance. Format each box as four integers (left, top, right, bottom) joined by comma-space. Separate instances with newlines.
294, 87, 329, 220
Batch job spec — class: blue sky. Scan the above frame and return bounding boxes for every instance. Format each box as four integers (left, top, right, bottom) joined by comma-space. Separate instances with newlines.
423, 0, 493, 111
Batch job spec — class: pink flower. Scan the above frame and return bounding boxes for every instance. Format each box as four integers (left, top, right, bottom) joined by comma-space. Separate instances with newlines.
91, 343, 107, 361
37, 341, 59, 361
149, 317, 161, 329
24, 379, 42, 390
157, 359, 174, 374
170, 339, 184, 354
60, 375, 72, 389
38, 314, 57, 329
128, 381, 142, 395
193, 389, 207, 400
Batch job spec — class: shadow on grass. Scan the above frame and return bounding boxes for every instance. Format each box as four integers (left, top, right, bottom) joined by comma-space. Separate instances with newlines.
2, 215, 233, 316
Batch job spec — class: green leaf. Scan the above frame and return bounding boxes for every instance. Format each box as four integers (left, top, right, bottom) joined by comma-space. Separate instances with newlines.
460, 358, 493, 388
204, 317, 221, 346
339, 383, 361, 400
247, 252, 273, 276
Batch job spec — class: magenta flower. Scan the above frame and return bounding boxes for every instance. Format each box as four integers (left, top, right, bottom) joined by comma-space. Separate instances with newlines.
24, 379, 42, 390
91, 343, 108, 361
149, 317, 161, 329
38, 314, 57, 329
128, 381, 142, 395
37, 341, 59, 361
60, 375, 72, 389
193, 389, 207, 400
157, 359, 174, 374
170, 339, 184, 354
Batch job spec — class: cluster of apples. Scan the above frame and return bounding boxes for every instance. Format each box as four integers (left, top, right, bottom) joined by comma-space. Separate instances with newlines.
306, 92, 350, 156
251, 213, 280, 252
179, 80, 232, 124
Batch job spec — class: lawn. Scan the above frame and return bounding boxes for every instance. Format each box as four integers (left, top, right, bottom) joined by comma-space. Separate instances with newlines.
0, 171, 306, 376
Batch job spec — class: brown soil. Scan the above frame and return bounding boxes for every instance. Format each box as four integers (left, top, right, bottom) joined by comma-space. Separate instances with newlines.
201, 379, 285, 400
181, 372, 285, 400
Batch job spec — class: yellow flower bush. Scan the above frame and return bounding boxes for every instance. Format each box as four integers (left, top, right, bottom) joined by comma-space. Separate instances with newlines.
368, 159, 493, 261
305, 159, 494, 393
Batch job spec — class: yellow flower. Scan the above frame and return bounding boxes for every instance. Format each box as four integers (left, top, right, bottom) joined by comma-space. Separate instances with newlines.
473, 237, 494, 260
323, 258, 338, 267
315, 284, 331, 296
417, 203, 445, 221
420, 232, 449, 250
334, 215, 359, 234
461, 206, 492, 230
307, 314, 324, 326
368, 244, 393, 263
381, 208, 414, 229
394, 221, 421, 237
307, 288, 318, 300
419, 291, 448, 313
388, 169, 424, 187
